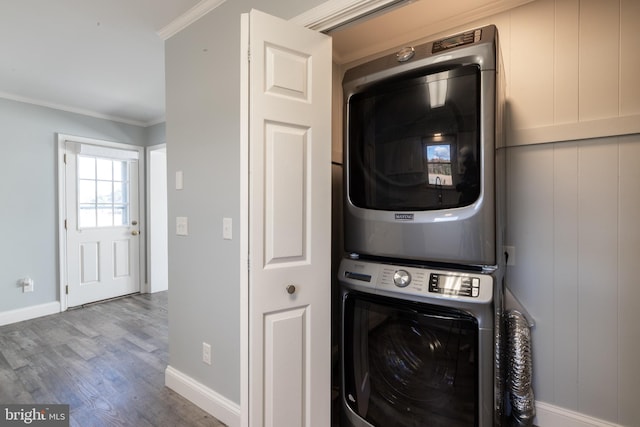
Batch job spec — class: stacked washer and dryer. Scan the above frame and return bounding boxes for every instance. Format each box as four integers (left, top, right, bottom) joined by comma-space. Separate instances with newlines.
338, 25, 511, 427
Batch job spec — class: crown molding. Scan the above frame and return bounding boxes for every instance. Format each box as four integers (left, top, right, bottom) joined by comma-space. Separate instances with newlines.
0, 92, 151, 127
158, 0, 227, 40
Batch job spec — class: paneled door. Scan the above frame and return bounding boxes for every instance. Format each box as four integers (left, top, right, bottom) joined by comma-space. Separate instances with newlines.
243, 9, 332, 427
63, 139, 142, 307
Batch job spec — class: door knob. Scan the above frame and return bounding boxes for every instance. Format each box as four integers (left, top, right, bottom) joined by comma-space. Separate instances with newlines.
286, 285, 296, 294
131, 230, 140, 236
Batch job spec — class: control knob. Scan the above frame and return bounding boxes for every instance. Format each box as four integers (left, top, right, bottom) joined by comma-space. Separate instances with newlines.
393, 269, 411, 288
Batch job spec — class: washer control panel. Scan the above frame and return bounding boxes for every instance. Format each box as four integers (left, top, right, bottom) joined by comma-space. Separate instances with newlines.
339, 258, 493, 303
429, 273, 480, 297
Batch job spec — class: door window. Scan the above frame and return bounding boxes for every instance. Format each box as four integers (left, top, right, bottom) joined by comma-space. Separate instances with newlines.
77, 155, 131, 228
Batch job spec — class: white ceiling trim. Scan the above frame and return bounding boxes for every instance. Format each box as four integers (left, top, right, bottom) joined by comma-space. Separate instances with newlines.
158, 0, 227, 40
290, 0, 413, 32
0, 91, 149, 128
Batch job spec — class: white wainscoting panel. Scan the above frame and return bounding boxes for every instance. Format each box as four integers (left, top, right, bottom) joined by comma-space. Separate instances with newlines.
506, 134, 640, 425
616, 134, 640, 425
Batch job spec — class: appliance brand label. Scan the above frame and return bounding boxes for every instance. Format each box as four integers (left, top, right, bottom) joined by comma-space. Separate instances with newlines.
394, 213, 414, 221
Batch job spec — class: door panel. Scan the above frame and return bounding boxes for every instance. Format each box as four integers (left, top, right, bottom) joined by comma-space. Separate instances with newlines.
80, 242, 100, 283
246, 9, 332, 427
265, 123, 308, 264
264, 307, 307, 427
113, 239, 131, 277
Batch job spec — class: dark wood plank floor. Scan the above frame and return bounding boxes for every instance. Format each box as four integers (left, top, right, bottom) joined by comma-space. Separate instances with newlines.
0, 292, 226, 427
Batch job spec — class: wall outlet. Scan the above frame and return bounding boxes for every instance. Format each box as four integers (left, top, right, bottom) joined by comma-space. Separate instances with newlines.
202, 342, 212, 365
19, 277, 34, 293
176, 217, 188, 236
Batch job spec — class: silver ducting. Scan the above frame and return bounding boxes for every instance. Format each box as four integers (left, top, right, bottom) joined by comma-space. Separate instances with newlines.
506, 309, 535, 425
494, 306, 506, 426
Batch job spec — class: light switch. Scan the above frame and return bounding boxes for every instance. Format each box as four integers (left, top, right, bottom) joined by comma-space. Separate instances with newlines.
223, 218, 232, 240
176, 217, 188, 236
176, 171, 183, 190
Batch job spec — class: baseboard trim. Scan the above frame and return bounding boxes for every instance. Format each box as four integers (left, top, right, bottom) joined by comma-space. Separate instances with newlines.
535, 401, 622, 427
165, 365, 240, 427
0, 302, 61, 326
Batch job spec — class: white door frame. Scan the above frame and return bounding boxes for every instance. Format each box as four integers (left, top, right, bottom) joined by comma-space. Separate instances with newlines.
146, 144, 168, 294
57, 133, 146, 311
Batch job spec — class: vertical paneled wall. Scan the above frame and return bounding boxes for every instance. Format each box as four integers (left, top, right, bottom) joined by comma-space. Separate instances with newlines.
502, 0, 640, 424
508, 0, 640, 129
507, 135, 640, 425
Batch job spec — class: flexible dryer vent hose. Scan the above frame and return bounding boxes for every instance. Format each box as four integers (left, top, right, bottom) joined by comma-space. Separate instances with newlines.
506, 310, 535, 425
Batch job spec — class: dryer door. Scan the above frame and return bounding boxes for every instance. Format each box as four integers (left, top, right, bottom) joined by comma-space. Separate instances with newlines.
342, 292, 479, 426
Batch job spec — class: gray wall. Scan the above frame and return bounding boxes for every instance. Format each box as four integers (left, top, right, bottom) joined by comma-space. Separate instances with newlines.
146, 122, 166, 146
0, 97, 162, 313
164, 0, 325, 406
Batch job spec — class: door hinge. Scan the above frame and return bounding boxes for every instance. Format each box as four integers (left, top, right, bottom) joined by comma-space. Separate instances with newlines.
65, 285, 69, 295
64, 219, 67, 230
64, 153, 67, 164
247, 48, 251, 62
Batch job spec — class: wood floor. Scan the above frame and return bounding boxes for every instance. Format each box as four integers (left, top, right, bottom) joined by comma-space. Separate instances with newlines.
0, 292, 226, 427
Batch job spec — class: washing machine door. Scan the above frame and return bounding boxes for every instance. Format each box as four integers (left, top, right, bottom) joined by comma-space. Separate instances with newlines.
342, 291, 479, 427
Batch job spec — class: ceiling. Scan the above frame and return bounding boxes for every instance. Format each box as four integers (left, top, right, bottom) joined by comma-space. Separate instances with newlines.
0, 0, 200, 126
0, 0, 531, 127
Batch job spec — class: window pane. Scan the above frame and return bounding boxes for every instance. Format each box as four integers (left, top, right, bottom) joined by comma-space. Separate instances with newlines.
114, 205, 128, 226
78, 179, 96, 204
97, 206, 113, 227
113, 182, 125, 203
113, 161, 128, 182
96, 158, 113, 180
78, 156, 96, 180
79, 205, 96, 228
97, 181, 113, 204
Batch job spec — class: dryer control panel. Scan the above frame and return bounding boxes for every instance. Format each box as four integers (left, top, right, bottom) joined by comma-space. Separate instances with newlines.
339, 258, 493, 303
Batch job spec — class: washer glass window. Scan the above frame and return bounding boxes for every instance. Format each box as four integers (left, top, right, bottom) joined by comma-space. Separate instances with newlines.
343, 292, 478, 426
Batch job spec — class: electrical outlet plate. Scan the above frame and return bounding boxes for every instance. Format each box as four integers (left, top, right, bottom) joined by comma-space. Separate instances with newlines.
202, 342, 211, 365
20, 277, 34, 293
176, 217, 188, 236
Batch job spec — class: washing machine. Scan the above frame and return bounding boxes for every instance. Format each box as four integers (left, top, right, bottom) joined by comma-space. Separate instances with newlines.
339, 257, 503, 427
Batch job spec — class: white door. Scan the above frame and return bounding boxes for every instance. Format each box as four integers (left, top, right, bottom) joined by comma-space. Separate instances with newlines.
64, 140, 142, 307
245, 9, 332, 427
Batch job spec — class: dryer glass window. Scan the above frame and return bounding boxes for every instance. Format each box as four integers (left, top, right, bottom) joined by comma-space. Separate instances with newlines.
342, 292, 478, 426
347, 64, 480, 210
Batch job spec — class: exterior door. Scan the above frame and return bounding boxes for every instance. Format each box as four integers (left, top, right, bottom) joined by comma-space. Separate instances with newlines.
64, 139, 142, 307
245, 9, 332, 427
